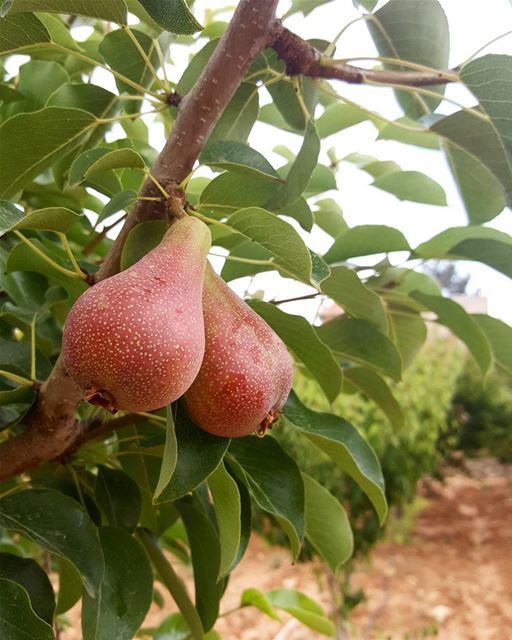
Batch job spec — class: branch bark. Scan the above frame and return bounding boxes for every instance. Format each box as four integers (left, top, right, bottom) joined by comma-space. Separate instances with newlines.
0, 0, 280, 483
271, 23, 458, 87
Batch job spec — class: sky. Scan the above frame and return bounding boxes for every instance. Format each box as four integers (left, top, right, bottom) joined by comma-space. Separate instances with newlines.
6, 0, 512, 323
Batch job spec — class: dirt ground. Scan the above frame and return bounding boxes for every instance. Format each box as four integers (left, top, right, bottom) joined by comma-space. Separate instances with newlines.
61, 457, 512, 639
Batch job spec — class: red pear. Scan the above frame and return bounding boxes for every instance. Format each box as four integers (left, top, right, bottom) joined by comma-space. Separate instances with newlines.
62, 217, 211, 413
184, 265, 293, 437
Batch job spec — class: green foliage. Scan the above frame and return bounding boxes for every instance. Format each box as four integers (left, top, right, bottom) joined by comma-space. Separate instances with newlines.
0, 2, 511, 638
447, 360, 512, 462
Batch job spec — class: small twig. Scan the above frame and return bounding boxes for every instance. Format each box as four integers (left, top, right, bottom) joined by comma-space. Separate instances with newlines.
271, 292, 321, 305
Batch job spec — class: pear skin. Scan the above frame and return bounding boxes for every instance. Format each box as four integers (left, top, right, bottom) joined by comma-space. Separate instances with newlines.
62, 217, 211, 412
184, 265, 293, 437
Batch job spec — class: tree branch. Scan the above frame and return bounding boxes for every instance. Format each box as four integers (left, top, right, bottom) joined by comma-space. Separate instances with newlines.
0, 0, 280, 483
271, 23, 458, 87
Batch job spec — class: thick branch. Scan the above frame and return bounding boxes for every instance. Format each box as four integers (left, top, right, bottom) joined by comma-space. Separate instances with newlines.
0, 0, 280, 483
271, 23, 458, 87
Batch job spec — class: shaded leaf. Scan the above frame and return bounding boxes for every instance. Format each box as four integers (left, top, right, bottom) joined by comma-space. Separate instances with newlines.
377, 117, 440, 149
344, 367, 404, 429
153, 405, 178, 502
154, 407, 229, 503
120, 220, 166, 270
0, 107, 95, 198
95, 466, 142, 532
82, 527, 153, 640
372, 171, 447, 205
0, 488, 103, 596
0, 578, 53, 640
209, 82, 259, 144
321, 266, 388, 334
303, 474, 353, 572
0, 552, 55, 624
208, 461, 241, 578
313, 198, 348, 237
247, 300, 342, 403
284, 391, 387, 524
324, 225, 410, 263
0, 13, 50, 55
137, 0, 202, 34
367, 0, 449, 117
411, 291, 492, 376
473, 314, 512, 376
229, 436, 304, 559
317, 316, 402, 380
3, 0, 127, 23
55, 558, 82, 615
200, 141, 280, 181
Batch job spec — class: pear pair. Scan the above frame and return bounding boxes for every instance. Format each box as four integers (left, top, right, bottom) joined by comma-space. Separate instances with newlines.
62, 217, 293, 437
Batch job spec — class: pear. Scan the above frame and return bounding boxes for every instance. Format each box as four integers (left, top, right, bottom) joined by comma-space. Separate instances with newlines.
184, 265, 293, 437
62, 217, 211, 413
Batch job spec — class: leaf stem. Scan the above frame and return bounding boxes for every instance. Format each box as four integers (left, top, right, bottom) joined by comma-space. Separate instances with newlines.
137, 528, 205, 640
13, 231, 87, 280
30, 315, 37, 381
460, 29, 512, 66
144, 171, 171, 200
58, 232, 86, 278
329, 56, 458, 81
0, 370, 34, 387
123, 26, 167, 93
208, 251, 274, 267
292, 76, 311, 122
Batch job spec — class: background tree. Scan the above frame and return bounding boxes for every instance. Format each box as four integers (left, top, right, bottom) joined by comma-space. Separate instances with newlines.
0, 0, 511, 638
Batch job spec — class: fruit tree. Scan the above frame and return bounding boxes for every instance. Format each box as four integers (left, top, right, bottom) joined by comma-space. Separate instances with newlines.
0, 0, 511, 638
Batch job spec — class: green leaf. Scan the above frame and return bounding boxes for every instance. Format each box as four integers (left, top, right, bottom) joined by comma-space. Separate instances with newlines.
47, 83, 117, 116
208, 462, 241, 578
367, 0, 449, 117
229, 436, 304, 560
0, 107, 95, 199
9, 207, 82, 234
176, 498, 221, 632
359, 160, 402, 179
55, 558, 82, 615
6, 240, 88, 300
324, 225, 410, 263
69, 148, 144, 185
209, 82, 259, 144
443, 142, 506, 224
414, 226, 512, 278
473, 314, 512, 376
321, 266, 388, 334
313, 198, 348, 237
0, 488, 104, 596
247, 300, 342, 404
153, 406, 230, 504
274, 119, 321, 207
317, 316, 402, 380
177, 39, 218, 94
137, 0, 202, 34
431, 110, 512, 204
0, 579, 54, 640
14, 59, 69, 112
0, 84, 25, 103
372, 170, 447, 205
460, 55, 512, 167
99, 27, 159, 94
304, 163, 337, 197
377, 117, 440, 149
153, 405, 178, 502
274, 196, 313, 232
411, 292, 493, 376
82, 527, 153, 640
388, 308, 427, 369
199, 172, 276, 214
226, 207, 313, 285
303, 474, 353, 572
153, 613, 190, 640
3, 0, 128, 23
120, 220, 166, 270
316, 103, 368, 137
284, 391, 387, 524
241, 588, 281, 621
97, 190, 138, 226
95, 466, 142, 532
266, 589, 336, 636
0, 201, 23, 236
200, 141, 280, 181
0, 552, 55, 624
343, 367, 405, 429
0, 13, 50, 55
